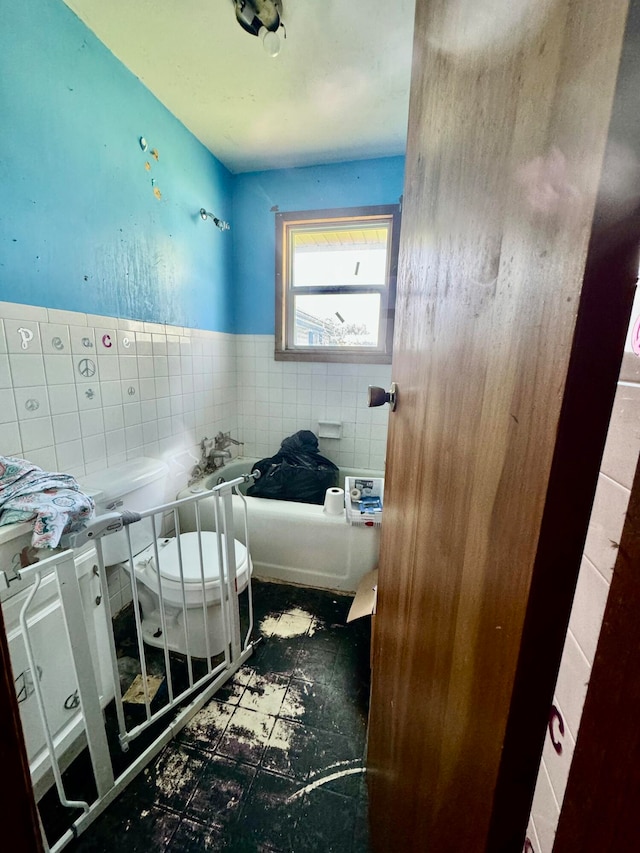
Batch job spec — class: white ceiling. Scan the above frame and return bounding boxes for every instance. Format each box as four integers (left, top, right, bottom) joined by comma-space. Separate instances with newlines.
62, 0, 416, 174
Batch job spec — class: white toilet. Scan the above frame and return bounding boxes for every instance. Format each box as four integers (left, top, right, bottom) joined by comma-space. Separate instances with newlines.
80, 458, 252, 658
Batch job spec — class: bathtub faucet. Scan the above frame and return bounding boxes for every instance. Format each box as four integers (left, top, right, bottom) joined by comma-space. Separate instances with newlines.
214, 431, 244, 451
188, 434, 237, 484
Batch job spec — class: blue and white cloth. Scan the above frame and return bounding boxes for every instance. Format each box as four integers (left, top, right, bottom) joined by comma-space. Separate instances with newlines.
0, 457, 94, 549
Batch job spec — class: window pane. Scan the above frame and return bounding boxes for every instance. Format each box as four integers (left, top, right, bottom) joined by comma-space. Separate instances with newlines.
292, 224, 389, 287
293, 293, 382, 348
275, 204, 399, 362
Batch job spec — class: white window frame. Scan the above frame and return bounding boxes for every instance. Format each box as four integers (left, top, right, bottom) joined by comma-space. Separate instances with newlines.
275, 204, 401, 363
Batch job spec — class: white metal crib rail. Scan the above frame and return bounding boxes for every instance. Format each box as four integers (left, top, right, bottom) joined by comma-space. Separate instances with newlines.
12, 472, 258, 853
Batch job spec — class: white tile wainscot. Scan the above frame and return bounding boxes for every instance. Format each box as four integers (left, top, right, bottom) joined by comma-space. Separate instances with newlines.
526, 286, 640, 852
235, 334, 391, 471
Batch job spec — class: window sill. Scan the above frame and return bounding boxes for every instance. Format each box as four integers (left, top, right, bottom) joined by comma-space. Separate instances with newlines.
274, 349, 392, 364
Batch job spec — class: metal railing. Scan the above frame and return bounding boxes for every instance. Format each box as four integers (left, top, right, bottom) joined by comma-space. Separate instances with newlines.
6, 472, 258, 852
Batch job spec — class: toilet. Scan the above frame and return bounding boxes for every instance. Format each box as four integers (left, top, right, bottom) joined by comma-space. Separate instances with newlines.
79, 458, 252, 658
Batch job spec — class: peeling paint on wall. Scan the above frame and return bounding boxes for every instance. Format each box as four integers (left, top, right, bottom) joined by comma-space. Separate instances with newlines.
0, 0, 234, 332
93, 235, 182, 324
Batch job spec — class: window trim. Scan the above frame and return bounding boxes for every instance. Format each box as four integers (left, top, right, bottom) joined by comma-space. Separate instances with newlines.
275, 204, 401, 363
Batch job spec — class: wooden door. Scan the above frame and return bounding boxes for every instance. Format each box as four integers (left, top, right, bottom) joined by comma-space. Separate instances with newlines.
367, 1, 631, 850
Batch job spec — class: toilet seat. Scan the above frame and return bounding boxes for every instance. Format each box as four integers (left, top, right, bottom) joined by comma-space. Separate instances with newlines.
131, 532, 251, 607
149, 532, 249, 584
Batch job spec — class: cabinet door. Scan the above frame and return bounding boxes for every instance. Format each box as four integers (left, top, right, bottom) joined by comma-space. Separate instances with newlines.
6, 574, 82, 774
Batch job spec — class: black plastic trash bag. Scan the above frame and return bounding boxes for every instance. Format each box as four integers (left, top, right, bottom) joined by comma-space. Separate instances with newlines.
247, 431, 339, 505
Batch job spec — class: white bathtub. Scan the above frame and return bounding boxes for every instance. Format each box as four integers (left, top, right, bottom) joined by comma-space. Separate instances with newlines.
177, 457, 382, 592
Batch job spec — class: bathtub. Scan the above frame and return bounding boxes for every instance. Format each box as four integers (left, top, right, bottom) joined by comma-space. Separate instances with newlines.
177, 458, 382, 592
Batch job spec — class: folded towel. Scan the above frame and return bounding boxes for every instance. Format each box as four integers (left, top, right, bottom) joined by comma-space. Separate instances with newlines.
0, 456, 94, 549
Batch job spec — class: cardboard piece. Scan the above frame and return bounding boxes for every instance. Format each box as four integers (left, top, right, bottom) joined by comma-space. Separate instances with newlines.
122, 674, 164, 705
347, 569, 379, 667
347, 569, 379, 622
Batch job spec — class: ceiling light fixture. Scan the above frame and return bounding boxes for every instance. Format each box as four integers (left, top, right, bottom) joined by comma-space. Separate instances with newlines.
234, 0, 285, 58
200, 208, 230, 231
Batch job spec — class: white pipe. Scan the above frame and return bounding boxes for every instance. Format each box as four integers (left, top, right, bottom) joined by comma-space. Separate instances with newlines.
194, 500, 213, 667
234, 485, 255, 650
172, 506, 194, 686
124, 525, 152, 720
213, 491, 233, 667
94, 538, 128, 750
18, 566, 90, 813
149, 513, 175, 704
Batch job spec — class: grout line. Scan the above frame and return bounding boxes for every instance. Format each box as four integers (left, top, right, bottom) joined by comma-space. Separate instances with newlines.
599, 470, 633, 493
581, 551, 613, 590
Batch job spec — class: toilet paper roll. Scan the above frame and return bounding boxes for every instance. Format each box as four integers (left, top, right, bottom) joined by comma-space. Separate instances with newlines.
323, 487, 345, 515
350, 487, 362, 502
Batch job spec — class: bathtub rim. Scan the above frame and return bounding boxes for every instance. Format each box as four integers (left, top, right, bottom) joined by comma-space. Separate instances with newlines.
187, 456, 384, 498
178, 456, 383, 593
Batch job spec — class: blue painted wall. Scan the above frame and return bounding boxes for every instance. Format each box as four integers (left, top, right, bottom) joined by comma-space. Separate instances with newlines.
1, 1, 404, 335
0, 0, 234, 331
231, 157, 405, 333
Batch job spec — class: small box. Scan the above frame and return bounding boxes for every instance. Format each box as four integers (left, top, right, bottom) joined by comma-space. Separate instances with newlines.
345, 476, 384, 527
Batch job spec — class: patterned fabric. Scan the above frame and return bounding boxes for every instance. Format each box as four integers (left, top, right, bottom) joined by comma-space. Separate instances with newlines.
0, 457, 94, 549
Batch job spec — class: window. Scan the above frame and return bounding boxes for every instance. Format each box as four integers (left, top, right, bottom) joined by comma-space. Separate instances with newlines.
275, 204, 400, 362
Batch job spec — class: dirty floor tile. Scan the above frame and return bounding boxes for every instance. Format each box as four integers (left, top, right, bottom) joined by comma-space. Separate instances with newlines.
62, 580, 371, 853
184, 753, 256, 827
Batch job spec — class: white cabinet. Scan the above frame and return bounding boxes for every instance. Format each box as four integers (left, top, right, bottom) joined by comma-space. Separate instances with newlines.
1, 539, 114, 799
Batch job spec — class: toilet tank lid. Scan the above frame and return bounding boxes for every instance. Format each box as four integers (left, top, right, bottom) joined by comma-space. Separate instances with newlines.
79, 457, 169, 504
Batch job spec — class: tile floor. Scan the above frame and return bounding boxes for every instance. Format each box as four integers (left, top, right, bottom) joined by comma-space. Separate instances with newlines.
65, 580, 372, 852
